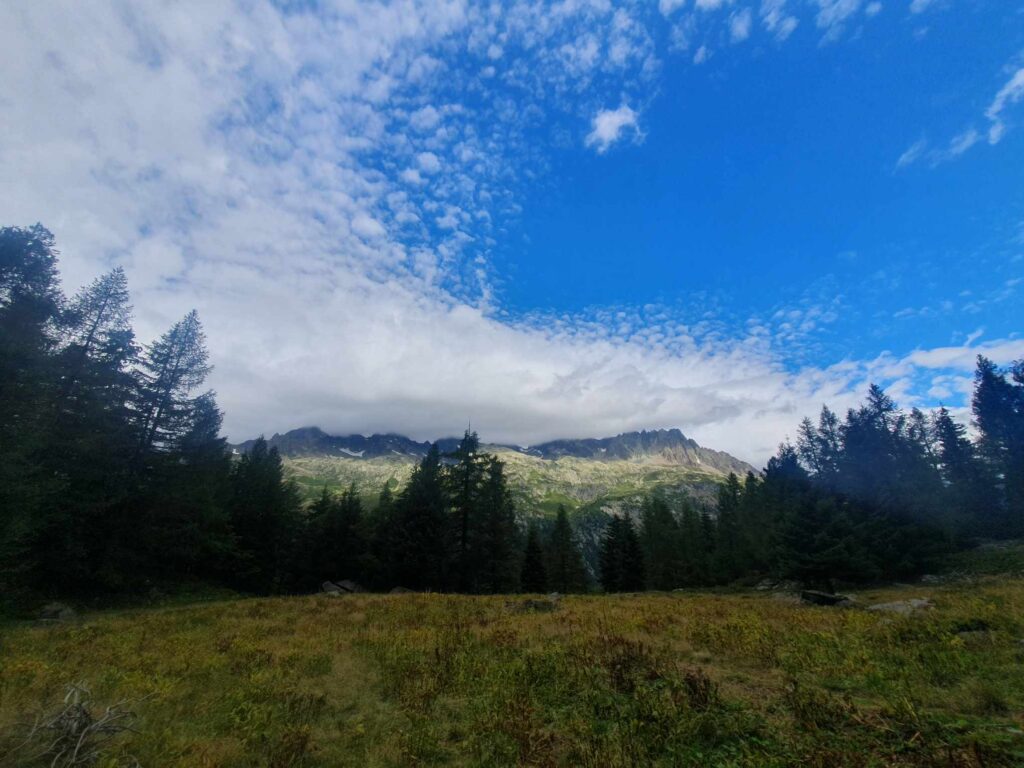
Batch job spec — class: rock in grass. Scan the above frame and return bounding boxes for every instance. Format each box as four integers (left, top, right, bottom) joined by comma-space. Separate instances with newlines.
37, 602, 76, 622
800, 590, 854, 607
322, 580, 365, 594
866, 598, 933, 615
389, 586, 414, 594
506, 598, 559, 613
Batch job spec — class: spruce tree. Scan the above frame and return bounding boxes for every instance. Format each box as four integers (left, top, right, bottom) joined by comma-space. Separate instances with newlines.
133, 310, 212, 460
599, 516, 625, 593
599, 515, 646, 593
227, 437, 303, 593
714, 473, 743, 582
446, 430, 487, 592
0, 226, 64, 593
640, 495, 682, 590
520, 523, 547, 593
546, 505, 587, 593
479, 456, 519, 593
620, 515, 646, 591
394, 444, 448, 590
972, 356, 1024, 535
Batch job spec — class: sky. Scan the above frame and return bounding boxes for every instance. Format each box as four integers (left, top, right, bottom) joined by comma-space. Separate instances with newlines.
1, 0, 1022, 466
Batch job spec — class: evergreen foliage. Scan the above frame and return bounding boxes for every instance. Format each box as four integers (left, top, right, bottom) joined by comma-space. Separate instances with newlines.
520, 524, 547, 593
599, 515, 645, 592
1, 224, 1022, 606
545, 505, 587, 593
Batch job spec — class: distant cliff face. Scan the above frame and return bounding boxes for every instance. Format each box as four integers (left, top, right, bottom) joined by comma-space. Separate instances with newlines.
234, 427, 753, 518
232, 427, 757, 575
235, 427, 753, 475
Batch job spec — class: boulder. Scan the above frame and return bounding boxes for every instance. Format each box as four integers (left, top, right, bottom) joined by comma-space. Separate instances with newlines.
322, 579, 365, 594
506, 598, 559, 613
389, 586, 414, 594
38, 602, 76, 622
800, 590, 853, 607
866, 598, 933, 616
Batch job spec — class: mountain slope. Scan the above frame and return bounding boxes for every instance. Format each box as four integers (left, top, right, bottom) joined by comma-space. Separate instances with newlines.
234, 427, 754, 515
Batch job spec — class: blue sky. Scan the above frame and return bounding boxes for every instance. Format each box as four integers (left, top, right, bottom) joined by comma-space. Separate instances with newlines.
1, 0, 1022, 464
500, 0, 1023, 363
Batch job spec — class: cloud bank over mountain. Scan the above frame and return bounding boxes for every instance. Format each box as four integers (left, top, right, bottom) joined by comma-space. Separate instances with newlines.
1, 1, 1020, 466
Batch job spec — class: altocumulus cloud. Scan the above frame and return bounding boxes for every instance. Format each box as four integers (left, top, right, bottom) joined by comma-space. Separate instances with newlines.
585, 105, 642, 153
1, 1, 1019, 466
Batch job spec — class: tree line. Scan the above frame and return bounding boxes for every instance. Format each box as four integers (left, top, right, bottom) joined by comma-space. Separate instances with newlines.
604, 372, 1024, 593
0, 225, 590, 605
2, 225, 1022, 606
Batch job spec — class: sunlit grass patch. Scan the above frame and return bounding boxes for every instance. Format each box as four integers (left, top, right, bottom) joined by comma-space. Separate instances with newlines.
2, 581, 1024, 766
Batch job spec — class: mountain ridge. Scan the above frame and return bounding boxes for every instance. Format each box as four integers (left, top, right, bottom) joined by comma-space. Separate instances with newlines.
233, 426, 755, 476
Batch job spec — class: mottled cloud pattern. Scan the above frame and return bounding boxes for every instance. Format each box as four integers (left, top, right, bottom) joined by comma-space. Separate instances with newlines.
0, 1, 1018, 466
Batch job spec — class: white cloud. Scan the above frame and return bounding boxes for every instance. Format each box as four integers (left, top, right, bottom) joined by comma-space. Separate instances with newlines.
865, 2, 883, 16
584, 105, 641, 154
761, 0, 799, 41
947, 127, 980, 156
352, 213, 387, 240
909, 0, 935, 13
416, 151, 442, 173
1, 0, 1016, 471
730, 8, 753, 42
895, 138, 927, 168
659, 0, 688, 16
400, 168, 426, 185
986, 67, 1024, 144
815, 0, 864, 42
409, 105, 441, 132
694, 45, 710, 64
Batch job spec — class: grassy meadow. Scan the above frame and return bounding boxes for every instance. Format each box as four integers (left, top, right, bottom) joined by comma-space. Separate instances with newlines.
2, 575, 1024, 767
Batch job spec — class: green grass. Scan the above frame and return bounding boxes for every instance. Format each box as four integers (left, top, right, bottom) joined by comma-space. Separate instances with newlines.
3, 576, 1024, 767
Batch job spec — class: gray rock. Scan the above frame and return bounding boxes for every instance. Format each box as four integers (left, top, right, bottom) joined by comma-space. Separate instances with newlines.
507, 598, 559, 613
866, 598, 934, 616
389, 586, 414, 594
322, 579, 364, 594
38, 602, 76, 622
800, 590, 852, 607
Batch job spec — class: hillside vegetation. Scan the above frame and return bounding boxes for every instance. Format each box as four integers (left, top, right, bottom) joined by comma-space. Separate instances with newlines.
3, 554, 1024, 766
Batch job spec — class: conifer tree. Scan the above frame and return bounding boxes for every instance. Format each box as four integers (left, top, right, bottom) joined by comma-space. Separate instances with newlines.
0, 226, 64, 592
446, 430, 487, 592
714, 473, 743, 582
520, 523, 547, 593
599, 515, 645, 593
394, 444, 448, 590
972, 356, 1024, 534
227, 437, 303, 593
677, 499, 706, 585
479, 456, 519, 593
640, 495, 682, 590
134, 310, 212, 460
141, 391, 233, 581
546, 505, 587, 593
